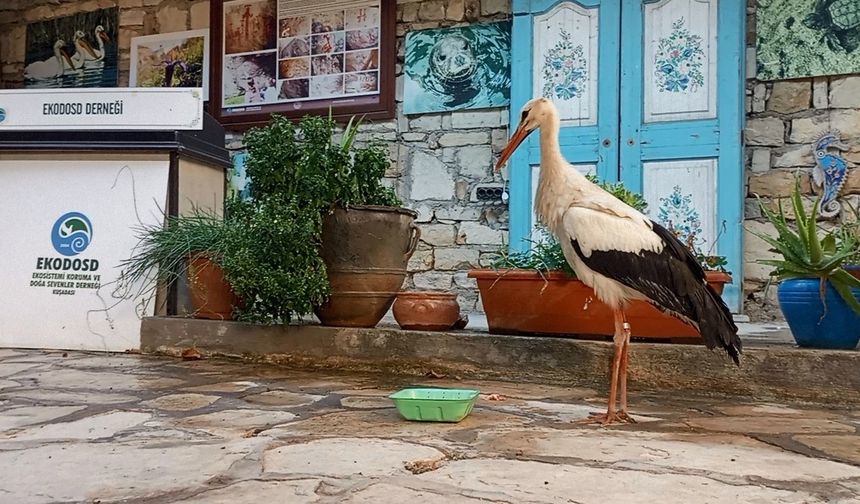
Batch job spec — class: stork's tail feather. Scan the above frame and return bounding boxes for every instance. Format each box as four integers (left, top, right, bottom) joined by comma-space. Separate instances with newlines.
695, 282, 742, 365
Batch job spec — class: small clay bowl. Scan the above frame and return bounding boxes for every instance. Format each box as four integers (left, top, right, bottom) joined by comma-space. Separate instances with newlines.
393, 291, 460, 331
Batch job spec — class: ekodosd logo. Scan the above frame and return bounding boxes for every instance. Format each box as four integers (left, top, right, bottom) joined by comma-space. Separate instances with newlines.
51, 212, 93, 256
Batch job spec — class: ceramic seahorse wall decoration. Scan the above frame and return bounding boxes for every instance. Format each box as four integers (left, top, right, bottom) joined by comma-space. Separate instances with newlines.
811, 131, 851, 218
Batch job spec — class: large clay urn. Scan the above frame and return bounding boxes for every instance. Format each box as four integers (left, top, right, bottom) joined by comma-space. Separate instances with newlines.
315, 205, 420, 327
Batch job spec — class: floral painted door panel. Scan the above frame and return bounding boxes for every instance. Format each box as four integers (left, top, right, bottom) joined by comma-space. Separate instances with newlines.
621, 0, 745, 311
509, 0, 745, 311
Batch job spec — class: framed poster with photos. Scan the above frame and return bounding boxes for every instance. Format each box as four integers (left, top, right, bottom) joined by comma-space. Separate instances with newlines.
210, 0, 394, 128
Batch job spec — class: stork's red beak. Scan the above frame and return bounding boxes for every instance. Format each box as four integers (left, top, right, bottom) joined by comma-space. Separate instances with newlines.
99, 31, 110, 43
495, 122, 532, 172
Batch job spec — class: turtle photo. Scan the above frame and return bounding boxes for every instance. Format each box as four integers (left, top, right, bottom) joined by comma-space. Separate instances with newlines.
803, 0, 860, 52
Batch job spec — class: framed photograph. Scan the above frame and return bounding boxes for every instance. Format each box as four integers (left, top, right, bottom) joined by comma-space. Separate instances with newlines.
130, 29, 210, 100
210, 0, 395, 128
404, 22, 511, 114
756, 0, 860, 80
24, 7, 118, 89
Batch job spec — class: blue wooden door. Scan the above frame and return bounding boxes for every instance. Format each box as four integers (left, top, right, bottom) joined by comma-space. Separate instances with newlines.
509, 0, 745, 312
619, 0, 745, 311
509, 0, 621, 245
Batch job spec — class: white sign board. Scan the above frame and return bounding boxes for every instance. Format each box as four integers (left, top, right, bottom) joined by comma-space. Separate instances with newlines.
0, 88, 204, 130
0, 159, 169, 351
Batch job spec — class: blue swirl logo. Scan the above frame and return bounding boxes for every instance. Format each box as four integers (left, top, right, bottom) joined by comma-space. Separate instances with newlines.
51, 212, 93, 256
0, 108, 6, 123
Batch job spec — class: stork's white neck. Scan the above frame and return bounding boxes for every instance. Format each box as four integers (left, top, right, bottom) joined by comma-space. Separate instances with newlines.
534, 113, 588, 232
538, 117, 564, 171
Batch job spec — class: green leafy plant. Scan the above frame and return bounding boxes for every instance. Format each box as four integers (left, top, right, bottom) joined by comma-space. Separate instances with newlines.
222, 113, 400, 322
589, 174, 648, 212
220, 195, 328, 323
491, 176, 648, 275
121, 113, 401, 324
752, 180, 860, 315
697, 252, 729, 273
243, 113, 399, 211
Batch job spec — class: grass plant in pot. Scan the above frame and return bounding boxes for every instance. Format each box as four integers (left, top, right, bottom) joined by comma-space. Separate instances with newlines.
469, 178, 733, 341
122, 209, 238, 320
753, 182, 860, 350
242, 114, 418, 328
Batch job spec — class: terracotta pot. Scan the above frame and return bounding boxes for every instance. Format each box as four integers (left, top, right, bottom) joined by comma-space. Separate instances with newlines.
315, 206, 420, 327
393, 291, 461, 331
704, 270, 732, 296
186, 254, 239, 320
469, 269, 733, 342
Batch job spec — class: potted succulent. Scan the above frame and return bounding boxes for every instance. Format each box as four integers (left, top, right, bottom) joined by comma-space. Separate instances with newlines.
469, 178, 733, 342
241, 114, 418, 328
753, 182, 860, 349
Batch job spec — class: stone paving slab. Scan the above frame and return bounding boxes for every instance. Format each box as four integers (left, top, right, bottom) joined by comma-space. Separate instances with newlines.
0, 349, 859, 503
141, 317, 860, 406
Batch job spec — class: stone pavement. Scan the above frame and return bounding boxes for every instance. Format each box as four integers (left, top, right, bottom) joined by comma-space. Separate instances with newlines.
1, 349, 859, 503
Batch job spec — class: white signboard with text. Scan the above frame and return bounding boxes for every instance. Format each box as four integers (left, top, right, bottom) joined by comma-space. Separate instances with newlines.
0, 159, 169, 351
0, 88, 204, 130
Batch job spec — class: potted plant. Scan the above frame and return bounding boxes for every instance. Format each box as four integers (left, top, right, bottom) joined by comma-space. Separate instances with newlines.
121, 208, 239, 320
121, 195, 328, 324
241, 114, 419, 328
469, 178, 733, 342
753, 182, 860, 349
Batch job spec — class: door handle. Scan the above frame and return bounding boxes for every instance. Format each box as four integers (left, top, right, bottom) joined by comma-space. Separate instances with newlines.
627, 138, 636, 146
602, 138, 611, 147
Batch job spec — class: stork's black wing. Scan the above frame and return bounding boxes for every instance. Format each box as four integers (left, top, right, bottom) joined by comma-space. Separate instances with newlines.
570, 220, 741, 364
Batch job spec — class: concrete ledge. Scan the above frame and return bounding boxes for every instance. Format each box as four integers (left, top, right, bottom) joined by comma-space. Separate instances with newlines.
140, 317, 860, 406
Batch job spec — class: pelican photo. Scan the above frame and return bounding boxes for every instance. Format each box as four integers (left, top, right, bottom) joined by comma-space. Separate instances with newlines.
24, 7, 117, 88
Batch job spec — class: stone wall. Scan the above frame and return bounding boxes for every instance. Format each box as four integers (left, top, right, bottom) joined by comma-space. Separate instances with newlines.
743, 2, 860, 319
0, 0, 511, 314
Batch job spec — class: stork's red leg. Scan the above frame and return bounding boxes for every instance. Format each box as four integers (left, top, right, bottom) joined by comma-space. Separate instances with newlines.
579, 309, 628, 426
617, 314, 636, 424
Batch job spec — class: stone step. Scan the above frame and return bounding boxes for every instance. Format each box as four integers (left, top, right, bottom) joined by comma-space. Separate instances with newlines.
140, 317, 860, 407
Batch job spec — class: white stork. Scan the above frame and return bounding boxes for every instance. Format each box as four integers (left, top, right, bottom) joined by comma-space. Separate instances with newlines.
495, 98, 741, 425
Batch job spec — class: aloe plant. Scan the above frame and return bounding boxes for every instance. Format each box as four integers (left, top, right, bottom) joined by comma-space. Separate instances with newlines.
752, 180, 860, 315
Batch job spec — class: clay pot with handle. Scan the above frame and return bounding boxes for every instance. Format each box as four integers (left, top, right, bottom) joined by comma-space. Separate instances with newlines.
315, 205, 421, 327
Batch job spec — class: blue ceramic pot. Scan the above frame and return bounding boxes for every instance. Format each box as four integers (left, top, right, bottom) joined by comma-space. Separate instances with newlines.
777, 278, 860, 350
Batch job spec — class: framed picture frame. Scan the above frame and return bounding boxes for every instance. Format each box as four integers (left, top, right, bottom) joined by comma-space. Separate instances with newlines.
24, 7, 119, 89
209, 0, 395, 129
130, 29, 210, 100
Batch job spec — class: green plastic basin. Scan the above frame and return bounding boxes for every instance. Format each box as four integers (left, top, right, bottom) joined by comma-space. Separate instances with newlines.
388, 388, 480, 422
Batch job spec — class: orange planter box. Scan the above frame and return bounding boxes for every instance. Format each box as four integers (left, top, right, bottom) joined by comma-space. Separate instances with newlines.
468, 269, 732, 343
